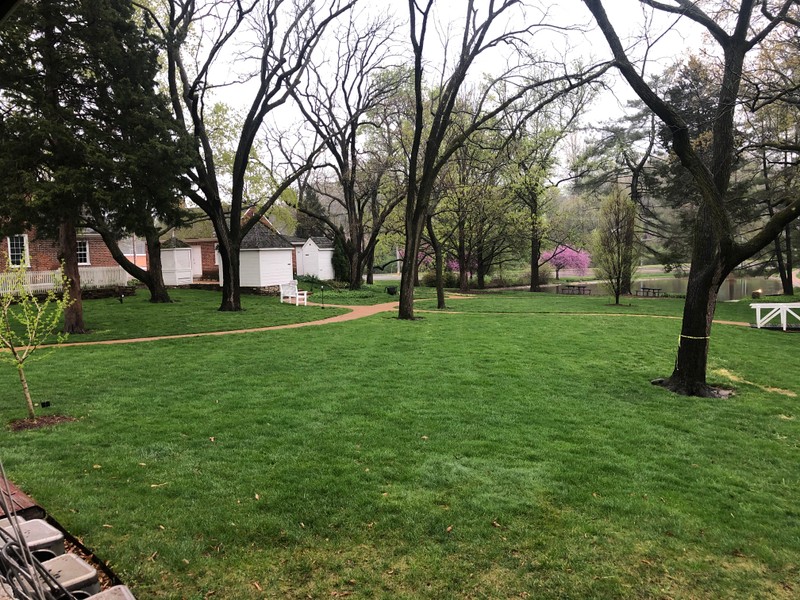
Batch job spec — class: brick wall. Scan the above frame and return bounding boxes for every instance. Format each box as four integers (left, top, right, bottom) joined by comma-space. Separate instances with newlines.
1, 229, 120, 271
188, 240, 219, 280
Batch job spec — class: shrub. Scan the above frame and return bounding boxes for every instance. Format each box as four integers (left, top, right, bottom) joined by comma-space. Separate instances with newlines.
421, 270, 458, 288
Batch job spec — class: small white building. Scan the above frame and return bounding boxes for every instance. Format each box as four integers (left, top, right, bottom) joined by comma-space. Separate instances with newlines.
296, 237, 335, 280
218, 222, 294, 288
160, 238, 194, 286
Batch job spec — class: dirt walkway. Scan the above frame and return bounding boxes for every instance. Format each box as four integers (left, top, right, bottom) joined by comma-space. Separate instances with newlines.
54, 297, 753, 348
57, 301, 399, 348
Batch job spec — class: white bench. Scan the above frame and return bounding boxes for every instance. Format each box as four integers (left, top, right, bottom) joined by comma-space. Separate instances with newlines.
750, 302, 800, 331
279, 280, 308, 306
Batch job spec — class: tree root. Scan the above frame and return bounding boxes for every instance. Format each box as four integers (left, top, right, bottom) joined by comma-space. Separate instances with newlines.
651, 377, 734, 398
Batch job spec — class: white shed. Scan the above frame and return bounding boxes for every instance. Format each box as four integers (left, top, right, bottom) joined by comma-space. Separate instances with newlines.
161, 238, 194, 286
298, 237, 335, 280
218, 222, 294, 288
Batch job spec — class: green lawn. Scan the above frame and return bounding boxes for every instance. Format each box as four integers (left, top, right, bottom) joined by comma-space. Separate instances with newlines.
53, 288, 349, 343
416, 291, 797, 325
296, 281, 437, 306
0, 293, 798, 599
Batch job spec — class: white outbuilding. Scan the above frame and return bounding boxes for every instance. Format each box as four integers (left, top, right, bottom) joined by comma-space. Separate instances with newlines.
296, 237, 335, 280
218, 222, 294, 288
160, 238, 194, 286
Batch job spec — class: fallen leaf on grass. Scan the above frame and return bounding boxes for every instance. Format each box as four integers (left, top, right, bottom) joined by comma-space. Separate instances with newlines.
93, 464, 102, 469
446, 525, 453, 533
252, 582, 262, 591
209, 437, 216, 442
102, 524, 113, 528
491, 520, 503, 529
150, 482, 168, 488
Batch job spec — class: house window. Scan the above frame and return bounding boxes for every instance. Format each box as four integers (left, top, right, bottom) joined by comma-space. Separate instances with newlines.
7, 235, 28, 267
77, 240, 90, 265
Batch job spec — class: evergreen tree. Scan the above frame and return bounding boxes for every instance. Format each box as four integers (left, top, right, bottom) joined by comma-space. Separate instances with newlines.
295, 188, 329, 239
0, 0, 189, 317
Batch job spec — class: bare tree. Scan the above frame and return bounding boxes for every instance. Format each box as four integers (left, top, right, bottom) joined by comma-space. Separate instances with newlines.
583, 0, 800, 396
291, 11, 404, 289
141, 0, 355, 310
398, 0, 611, 319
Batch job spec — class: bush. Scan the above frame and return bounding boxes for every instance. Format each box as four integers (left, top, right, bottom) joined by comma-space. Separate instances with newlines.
537, 264, 553, 285
420, 270, 458, 288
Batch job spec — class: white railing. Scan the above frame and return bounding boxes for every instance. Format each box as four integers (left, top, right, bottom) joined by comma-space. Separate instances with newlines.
0, 266, 130, 295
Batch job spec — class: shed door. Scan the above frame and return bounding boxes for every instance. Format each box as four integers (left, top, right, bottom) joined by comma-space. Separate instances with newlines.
190, 246, 203, 277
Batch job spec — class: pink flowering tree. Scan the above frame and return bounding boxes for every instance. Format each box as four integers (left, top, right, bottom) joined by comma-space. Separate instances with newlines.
541, 247, 590, 280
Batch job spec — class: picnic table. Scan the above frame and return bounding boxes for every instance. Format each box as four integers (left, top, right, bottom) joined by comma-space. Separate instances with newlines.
636, 286, 663, 297
557, 284, 590, 295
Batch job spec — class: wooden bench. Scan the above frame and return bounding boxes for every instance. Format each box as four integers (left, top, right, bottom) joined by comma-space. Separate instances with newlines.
636, 286, 663, 297
557, 284, 590, 295
750, 302, 800, 331
279, 280, 308, 306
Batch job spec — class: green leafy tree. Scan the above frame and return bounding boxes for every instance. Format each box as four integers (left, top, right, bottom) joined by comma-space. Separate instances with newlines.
0, 0, 189, 316
397, 0, 610, 319
592, 188, 639, 305
0, 264, 71, 420
584, 0, 800, 396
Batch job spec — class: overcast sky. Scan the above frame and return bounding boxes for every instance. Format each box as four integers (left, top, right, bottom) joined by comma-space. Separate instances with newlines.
206, 0, 708, 162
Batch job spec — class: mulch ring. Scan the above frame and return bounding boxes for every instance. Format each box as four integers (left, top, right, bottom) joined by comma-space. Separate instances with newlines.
8, 415, 77, 432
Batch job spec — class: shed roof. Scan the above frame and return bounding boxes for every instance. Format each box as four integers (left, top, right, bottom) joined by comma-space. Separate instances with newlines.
310, 236, 335, 249
241, 222, 293, 249
161, 237, 191, 249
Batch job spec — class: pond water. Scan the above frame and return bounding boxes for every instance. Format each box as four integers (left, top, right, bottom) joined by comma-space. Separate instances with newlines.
550, 276, 785, 301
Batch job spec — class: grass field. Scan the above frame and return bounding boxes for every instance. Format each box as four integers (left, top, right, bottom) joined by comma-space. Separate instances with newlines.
0, 290, 798, 599
41, 288, 349, 343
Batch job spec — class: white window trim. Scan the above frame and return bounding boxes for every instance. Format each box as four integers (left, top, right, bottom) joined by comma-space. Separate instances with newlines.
7, 234, 29, 268
77, 239, 91, 265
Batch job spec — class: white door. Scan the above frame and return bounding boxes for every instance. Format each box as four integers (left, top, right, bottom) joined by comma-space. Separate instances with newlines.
190, 246, 203, 277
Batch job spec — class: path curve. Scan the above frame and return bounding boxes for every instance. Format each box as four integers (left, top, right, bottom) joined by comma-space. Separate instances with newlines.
53, 297, 751, 348
56, 301, 399, 348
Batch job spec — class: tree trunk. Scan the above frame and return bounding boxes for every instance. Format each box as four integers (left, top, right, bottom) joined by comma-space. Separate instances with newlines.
529, 226, 541, 292
366, 245, 375, 285
19, 366, 35, 420
398, 210, 426, 320
59, 220, 85, 334
218, 240, 242, 311
476, 246, 486, 290
427, 215, 446, 309
764, 193, 792, 296
657, 209, 729, 396
785, 225, 794, 295
348, 250, 362, 290
95, 227, 172, 303
144, 234, 172, 303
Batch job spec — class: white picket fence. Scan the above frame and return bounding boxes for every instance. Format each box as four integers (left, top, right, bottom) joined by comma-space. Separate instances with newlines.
0, 266, 130, 295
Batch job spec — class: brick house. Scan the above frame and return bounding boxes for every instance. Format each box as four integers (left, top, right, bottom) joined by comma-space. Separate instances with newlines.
1, 228, 133, 292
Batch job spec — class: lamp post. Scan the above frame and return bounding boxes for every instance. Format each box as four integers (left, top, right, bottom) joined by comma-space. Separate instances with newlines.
321, 285, 324, 309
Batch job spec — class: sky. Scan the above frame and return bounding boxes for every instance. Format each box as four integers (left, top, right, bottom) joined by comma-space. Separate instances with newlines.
203, 0, 710, 178
210, 0, 707, 119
